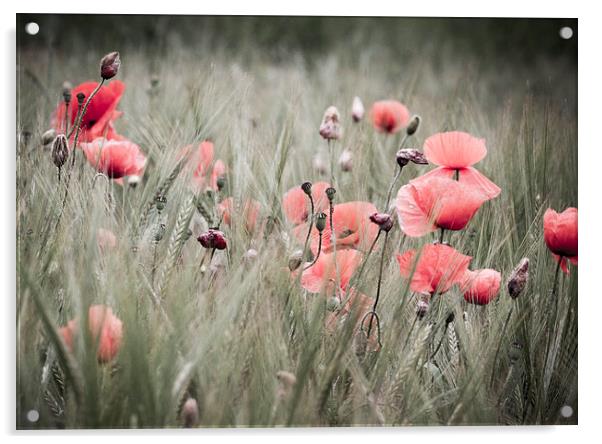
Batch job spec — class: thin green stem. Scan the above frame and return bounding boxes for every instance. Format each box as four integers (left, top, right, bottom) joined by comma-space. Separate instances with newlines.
301, 195, 315, 261
366, 230, 389, 339
385, 166, 403, 212
303, 232, 323, 271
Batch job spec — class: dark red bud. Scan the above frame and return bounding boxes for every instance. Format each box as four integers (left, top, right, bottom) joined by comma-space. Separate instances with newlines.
369, 212, 394, 232
396, 148, 428, 167
197, 229, 227, 250
100, 51, 121, 80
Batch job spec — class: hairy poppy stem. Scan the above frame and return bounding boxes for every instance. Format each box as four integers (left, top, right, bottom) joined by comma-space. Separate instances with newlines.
303, 232, 323, 271
366, 230, 389, 341
301, 194, 315, 261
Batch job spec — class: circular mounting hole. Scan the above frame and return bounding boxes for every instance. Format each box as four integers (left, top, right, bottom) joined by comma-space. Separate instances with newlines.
559, 27, 573, 40
25, 22, 40, 35
560, 405, 573, 418
26, 409, 40, 422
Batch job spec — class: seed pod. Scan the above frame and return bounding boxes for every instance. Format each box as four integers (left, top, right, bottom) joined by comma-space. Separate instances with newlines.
508, 258, 529, 299
288, 249, 304, 271
197, 229, 227, 250
369, 212, 394, 232
51, 135, 69, 169
351, 96, 365, 122
319, 106, 342, 140
100, 51, 121, 80
42, 129, 57, 146
325, 187, 336, 203
315, 213, 327, 232
76, 92, 86, 106
406, 115, 421, 136
301, 181, 313, 196
155, 195, 167, 211
181, 398, 199, 428
338, 149, 353, 172
216, 176, 226, 191
396, 148, 428, 167
62, 81, 73, 104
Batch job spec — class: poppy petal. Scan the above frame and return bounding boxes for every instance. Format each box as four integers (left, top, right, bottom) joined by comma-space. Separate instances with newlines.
424, 131, 487, 168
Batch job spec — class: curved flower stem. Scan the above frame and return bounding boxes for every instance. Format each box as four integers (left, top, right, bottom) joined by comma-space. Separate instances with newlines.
303, 232, 323, 271
301, 194, 315, 261
343, 230, 381, 304
329, 198, 341, 295
360, 310, 382, 349
384, 166, 403, 212
366, 230, 389, 340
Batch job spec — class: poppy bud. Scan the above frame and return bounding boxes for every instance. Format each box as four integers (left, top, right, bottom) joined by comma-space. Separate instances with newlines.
184, 228, 193, 241
197, 229, 227, 250
370, 212, 394, 232
351, 96, 365, 122
301, 181, 313, 196
62, 81, 73, 104
445, 312, 455, 325
181, 398, 199, 428
76, 92, 86, 106
100, 51, 121, 80
338, 149, 353, 172
326, 296, 340, 312
416, 293, 430, 319
216, 176, 226, 191
155, 195, 167, 211
315, 213, 327, 233
126, 175, 141, 188
406, 115, 421, 136
51, 134, 69, 169
153, 223, 166, 242
288, 249, 304, 272
507, 258, 529, 299
325, 187, 336, 203
319, 106, 342, 140
396, 148, 428, 167
42, 128, 57, 146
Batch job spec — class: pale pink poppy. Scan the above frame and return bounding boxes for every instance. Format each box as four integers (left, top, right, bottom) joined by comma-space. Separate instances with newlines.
301, 249, 363, 295
396, 175, 488, 237
415, 131, 501, 200
461, 269, 501, 305
282, 181, 331, 226
396, 243, 472, 295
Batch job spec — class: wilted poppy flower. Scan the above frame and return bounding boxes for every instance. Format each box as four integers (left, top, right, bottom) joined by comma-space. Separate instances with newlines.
370, 100, 410, 134
415, 131, 501, 200
97, 228, 117, 252
197, 229, 227, 250
218, 197, 261, 233
301, 249, 363, 295
396, 243, 472, 295
180, 141, 228, 192
80, 137, 146, 183
282, 181, 331, 226
396, 176, 488, 237
293, 201, 379, 254
319, 106, 342, 140
543, 207, 578, 273
52, 81, 126, 143
461, 269, 501, 305
59, 304, 123, 363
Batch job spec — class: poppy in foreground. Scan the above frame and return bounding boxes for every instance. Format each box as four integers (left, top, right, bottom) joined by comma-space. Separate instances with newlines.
543, 207, 578, 273
80, 137, 147, 182
414, 131, 501, 200
293, 201, 379, 254
461, 269, 501, 305
218, 197, 261, 233
396, 175, 488, 237
370, 100, 410, 134
301, 249, 363, 295
59, 305, 123, 363
52, 80, 126, 143
282, 181, 331, 226
396, 243, 472, 295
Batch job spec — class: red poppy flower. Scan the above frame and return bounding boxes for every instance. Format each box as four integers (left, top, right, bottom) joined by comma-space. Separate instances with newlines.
180, 141, 228, 192
293, 201, 379, 254
218, 197, 261, 233
282, 181, 331, 226
370, 100, 410, 134
414, 131, 501, 200
80, 138, 146, 183
59, 305, 123, 363
396, 243, 472, 295
461, 269, 501, 305
396, 175, 488, 237
52, 81, 126, 143
544, 207, 578, 274
301, 249, 363, 294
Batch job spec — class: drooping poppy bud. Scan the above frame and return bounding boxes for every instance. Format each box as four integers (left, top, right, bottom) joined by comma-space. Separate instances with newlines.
351, 96, 365, 123
51, 134, 69, 169
319, 106, 342, 140
507, 258, 529, 299
338, 149, 353, 172
100, 51, 121, 80
370, 212, 394, 232
197, 229, 227, 250
396, 148, 428, 167
181, 398, 199, 428
315, 213, 328, 232
406, 115, 421, 136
